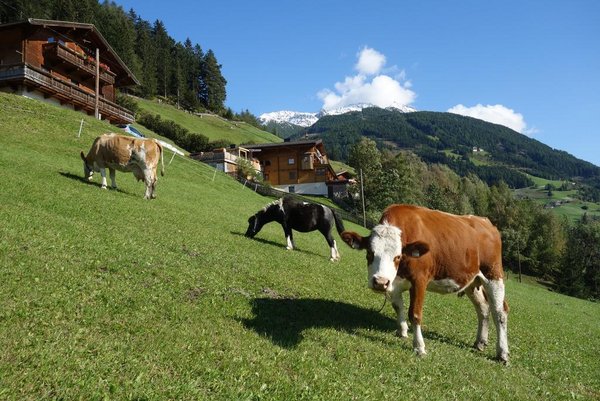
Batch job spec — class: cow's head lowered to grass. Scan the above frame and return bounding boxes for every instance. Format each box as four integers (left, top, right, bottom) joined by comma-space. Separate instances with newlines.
79, 134, 164, 199
341, 223, 429, 293
80, 151, 95, 181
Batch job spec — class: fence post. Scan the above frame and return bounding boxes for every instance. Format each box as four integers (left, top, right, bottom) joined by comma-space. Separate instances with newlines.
77, 119, 84, 138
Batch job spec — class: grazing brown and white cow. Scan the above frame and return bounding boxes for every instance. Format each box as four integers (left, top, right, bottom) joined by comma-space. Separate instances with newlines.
341, 204, 509, 362
80, 133, 164, 199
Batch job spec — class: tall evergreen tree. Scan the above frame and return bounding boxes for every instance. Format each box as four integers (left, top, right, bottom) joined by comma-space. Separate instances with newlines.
152, 20, 174, 98
199, 49, 227, 112
95, 1, 137, 70
133, 17, 158, 97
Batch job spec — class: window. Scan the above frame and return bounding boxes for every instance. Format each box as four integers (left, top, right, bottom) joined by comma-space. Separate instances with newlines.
302, 153, 313, 170
288, 186, 295, 193
316, 167, 326, 176
264, 160, 271, 166
288, 171, 297, 180
288, 158, 295, 165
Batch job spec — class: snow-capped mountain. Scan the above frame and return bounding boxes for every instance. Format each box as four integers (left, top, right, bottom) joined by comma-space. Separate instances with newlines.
260, 103, 416, 127
259, 110, 318, 127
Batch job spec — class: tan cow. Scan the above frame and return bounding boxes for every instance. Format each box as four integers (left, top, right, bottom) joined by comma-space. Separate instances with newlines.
80, 133, 164, 199
341, 204, 509, 363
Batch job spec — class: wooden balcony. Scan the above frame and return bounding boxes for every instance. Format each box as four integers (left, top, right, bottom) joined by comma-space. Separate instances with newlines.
0, 64, 133, 124
42, 42, 116, 85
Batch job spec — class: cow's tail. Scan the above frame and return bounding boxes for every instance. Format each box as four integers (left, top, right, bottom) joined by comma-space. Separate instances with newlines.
332, 208, 346, 236
157, 140, 165, 176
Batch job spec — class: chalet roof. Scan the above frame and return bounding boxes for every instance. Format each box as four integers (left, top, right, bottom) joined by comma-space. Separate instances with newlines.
242, 139, 324, 150
0, 18, 139, 86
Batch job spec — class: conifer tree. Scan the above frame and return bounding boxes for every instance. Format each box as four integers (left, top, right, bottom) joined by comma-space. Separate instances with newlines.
133, 17, 158, 97
199, 49, 227, 112
152, 20, 174, 98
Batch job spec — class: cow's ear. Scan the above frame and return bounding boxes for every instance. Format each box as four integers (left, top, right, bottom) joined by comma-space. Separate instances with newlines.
402, 241, 430, 258
341, 231, 368, 250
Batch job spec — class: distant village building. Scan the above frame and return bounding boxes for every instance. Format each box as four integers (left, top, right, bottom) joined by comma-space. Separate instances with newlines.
0, 18, 139, 124
242, 139, 348, 197
190, 146, 261, 177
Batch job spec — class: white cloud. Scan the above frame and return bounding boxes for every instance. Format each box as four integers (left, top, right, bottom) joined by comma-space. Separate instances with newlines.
447, 104, 536, 135
319, 47, 416, 111
355, 47, 386, 75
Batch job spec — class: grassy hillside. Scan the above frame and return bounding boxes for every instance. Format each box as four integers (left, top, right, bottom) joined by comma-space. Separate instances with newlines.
135, 97, 282, 145
1, 92, 599, 400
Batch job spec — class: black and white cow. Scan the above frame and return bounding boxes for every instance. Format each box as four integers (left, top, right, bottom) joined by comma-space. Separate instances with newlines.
245, 196, 346, 261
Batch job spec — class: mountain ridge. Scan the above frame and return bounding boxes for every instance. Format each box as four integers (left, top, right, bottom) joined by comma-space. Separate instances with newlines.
259, 102, 417, 127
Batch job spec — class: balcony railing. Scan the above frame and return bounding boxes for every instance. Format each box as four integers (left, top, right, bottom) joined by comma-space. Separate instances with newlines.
0, 64, 133, 124
42, 42, 116, 85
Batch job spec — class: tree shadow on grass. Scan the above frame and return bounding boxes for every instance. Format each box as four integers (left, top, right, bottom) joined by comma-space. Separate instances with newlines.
229, 231, 323, 258
59, 171, 134, 197
240, 297, 397, 348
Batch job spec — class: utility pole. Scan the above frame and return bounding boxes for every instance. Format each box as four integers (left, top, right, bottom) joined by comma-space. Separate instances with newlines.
360, 169, 366, 227
517, 233, 522, 283
94, 48, 100, 120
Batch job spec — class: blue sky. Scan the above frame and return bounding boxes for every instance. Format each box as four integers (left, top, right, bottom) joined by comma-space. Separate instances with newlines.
116, 0, 600, 166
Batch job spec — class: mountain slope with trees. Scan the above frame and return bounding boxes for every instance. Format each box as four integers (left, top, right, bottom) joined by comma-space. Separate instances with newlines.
306, 107, 600, 191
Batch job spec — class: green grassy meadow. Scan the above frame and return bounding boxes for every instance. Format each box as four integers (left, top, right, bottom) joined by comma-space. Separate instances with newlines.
1, 92, 599, 400
514, 175, 600, 221
135, 97, 282, 145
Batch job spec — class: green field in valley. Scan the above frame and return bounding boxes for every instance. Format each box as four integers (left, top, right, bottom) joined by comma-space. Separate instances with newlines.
1, 92, 599, 400
514, 174, 600, 221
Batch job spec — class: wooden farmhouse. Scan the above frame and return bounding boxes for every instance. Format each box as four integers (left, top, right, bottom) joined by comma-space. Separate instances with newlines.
0, 18, 139, 124
242, 139, 346, 197
191, 146, 261, 177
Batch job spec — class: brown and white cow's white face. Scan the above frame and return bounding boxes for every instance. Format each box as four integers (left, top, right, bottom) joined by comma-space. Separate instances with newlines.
342, 223, 429, 293
366, 224, 403, 292
342, 223, 402, 292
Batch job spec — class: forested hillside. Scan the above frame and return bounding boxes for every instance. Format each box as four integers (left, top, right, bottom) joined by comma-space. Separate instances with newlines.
307, 107, 600, 191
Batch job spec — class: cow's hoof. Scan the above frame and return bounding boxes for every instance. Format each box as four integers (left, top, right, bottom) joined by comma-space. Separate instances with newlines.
395, 330, 408, 338
496, 352, 510, 365
473, 340, 488, 351
286, 246, 293, 250
101, 185, 107, 190
414, 348, 427, 357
